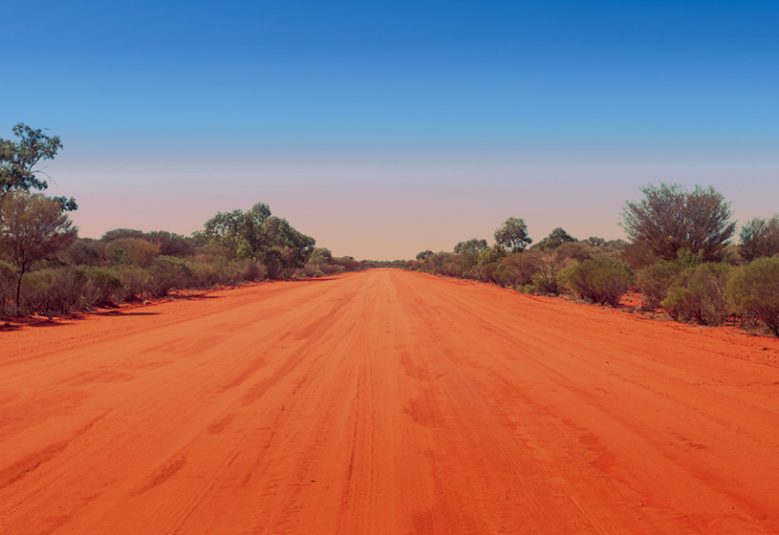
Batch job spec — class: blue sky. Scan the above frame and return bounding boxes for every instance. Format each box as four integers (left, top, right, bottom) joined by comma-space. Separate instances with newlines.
3, 0, 778, 258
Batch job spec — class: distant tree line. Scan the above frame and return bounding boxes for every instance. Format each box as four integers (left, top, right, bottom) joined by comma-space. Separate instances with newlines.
0, 124, 364, 318
409, 183, 779, 337
3, 123, 778, 337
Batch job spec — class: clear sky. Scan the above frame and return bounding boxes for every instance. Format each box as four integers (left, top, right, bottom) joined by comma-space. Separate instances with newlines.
3, 0, 778, 259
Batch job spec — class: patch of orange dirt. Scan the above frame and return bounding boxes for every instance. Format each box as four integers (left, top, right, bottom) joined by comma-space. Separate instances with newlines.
1, 269, 778, 533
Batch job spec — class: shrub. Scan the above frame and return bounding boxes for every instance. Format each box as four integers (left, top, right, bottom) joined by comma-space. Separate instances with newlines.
635, 252, 700, 310
147, 256, 193, 297
661, 263, 731, 325
727, 257, 779, 336
531, 271, 559, 295
496, 252, 543, 288
112, 265, 153, 301
48, 268, 92, 313
636, 262, 680, 310
105, 238, 160, 267
82, 267, 122, 307
20, 267, 89, 315
563, 256, 633, 306
20, 269, 54, 314
62, 239, 105, 266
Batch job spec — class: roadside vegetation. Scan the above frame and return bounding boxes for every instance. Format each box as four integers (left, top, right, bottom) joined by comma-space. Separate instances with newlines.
0, 124, 363, 318
410, 184, 779, 338
2, 123, 778, 338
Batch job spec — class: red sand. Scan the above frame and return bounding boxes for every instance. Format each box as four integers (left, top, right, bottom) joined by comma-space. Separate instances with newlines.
1, 269, 778, 534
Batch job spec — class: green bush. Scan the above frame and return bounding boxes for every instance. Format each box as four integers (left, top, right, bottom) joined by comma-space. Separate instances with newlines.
662, 263, 731, 326
636, 261, 681, 310
105, 238, 160, 267
112, 265, 153, 301
530, 271, 559, 295
62, 239, 105, 266
635, 251, 701, 310
20, 270, 53, 314
0, 261, 16, 317
563, 256, 633, 306
727, 257, 779, 336
496, 252, 543, 288
82, 267, 122, 307
20, 267, 88, 315
147, 256, 193, 297
239, 260, 266, 282
48, 268, 87, 313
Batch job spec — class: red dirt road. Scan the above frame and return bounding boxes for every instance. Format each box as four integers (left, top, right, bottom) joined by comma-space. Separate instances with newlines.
2, 269, 779, 534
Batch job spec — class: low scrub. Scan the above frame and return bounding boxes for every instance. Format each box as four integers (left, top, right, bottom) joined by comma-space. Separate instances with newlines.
112, 265, 153, 301
147, 256, 194, 297
727, 257, 779, 336
635, 251, 700, 310
562, 256, 633, 306
661, 263, 731, 326
496, 252, 543, 288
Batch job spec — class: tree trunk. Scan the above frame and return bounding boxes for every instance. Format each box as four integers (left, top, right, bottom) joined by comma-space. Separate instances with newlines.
15, 270, 23, 315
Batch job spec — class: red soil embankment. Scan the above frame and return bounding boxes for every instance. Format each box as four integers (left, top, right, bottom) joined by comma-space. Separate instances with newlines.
1, 269, 778, 534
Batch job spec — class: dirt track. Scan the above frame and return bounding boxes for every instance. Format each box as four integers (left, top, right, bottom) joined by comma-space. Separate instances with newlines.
1, 269, 779, 534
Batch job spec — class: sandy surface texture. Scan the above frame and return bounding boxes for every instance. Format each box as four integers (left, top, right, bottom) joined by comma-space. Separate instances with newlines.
1, 269, 778, 534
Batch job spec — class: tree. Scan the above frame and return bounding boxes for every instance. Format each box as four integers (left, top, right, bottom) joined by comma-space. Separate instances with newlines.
102, 228, 145, 241
740, 216, 779, 261
201, 202, 273, 259
199, 203, 314, 278
416, 250, 434, 262
0, 192, 77, 312
454, 239, 488, 256
494, 217, 532, 253
0, 123, 76, 210
622, 183, 735, 262
105, 238, 160, 267
535, 227, 576, 250
584, 236, 606, 247
259, 216, 316, 275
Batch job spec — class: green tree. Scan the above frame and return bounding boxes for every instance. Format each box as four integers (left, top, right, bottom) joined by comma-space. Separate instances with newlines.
0, 192, 77, 312
562, 256, 633, 307
416, 250, 434, 261
622, 183, 735, 262
454, 238, 488, 256
535, 227, 576, 250
201, 202, 272, 259
105, 238, 160, 267
200, 203, 314, 278
494, 217, 532, 253
0, 123, 76, 210
740, 216, 779, 261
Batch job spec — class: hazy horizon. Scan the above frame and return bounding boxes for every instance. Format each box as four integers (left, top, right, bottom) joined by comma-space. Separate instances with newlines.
4, 0, 778, 259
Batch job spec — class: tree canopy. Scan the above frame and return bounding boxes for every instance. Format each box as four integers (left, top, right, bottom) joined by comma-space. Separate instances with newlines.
454, 238, 489, 256
494, 217, 532, 253
0, 192, 77, 309
535, 227, 576, 250
740, 216, 779, 261
199, 202, 315, 277
622, 183, 735, 262
0, 123, 76, 210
